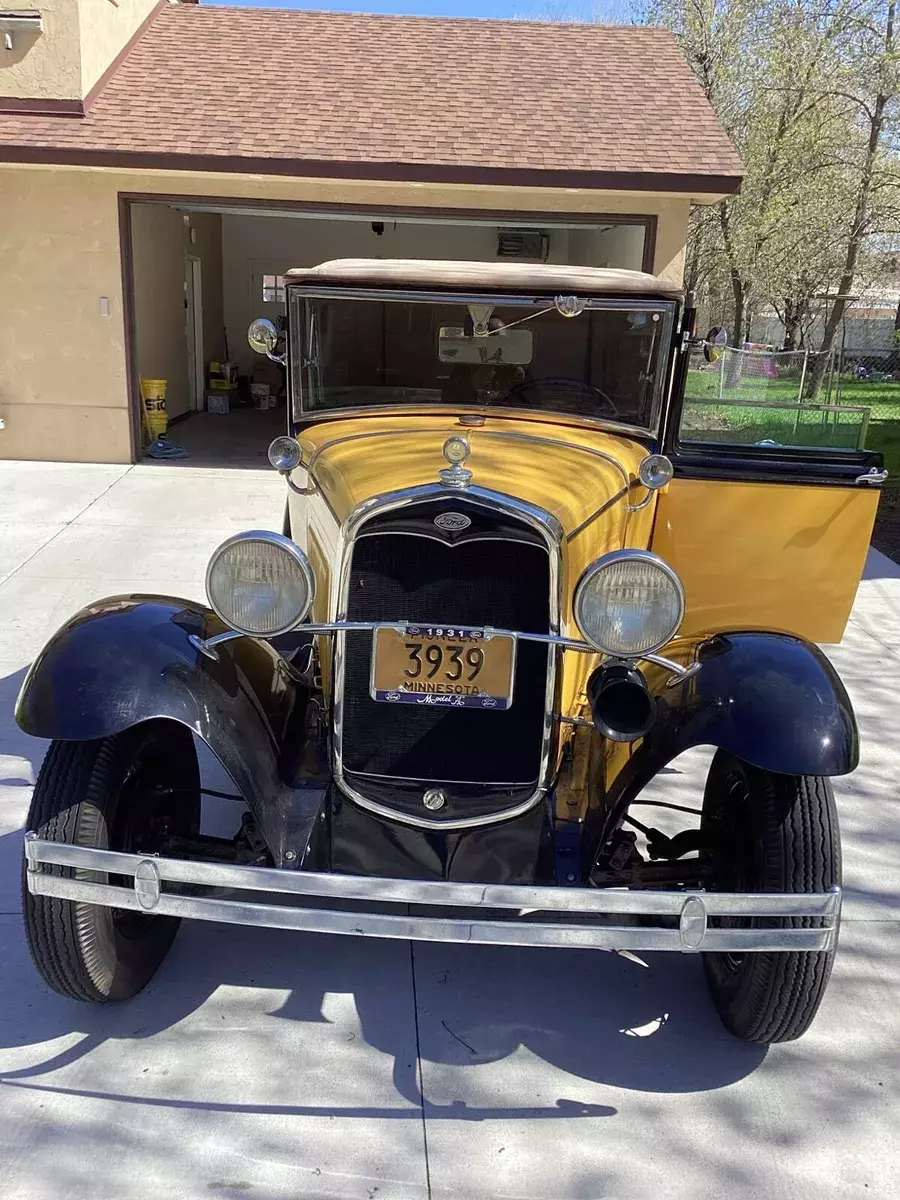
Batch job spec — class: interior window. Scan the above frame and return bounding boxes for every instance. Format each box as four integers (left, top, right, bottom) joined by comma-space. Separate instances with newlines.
262, 273, 286, 304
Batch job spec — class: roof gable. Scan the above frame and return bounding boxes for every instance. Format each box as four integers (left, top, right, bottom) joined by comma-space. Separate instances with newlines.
0, 7, 742, 191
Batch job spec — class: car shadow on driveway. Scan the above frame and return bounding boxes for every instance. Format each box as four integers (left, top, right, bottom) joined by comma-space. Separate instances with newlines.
0, 822, 766, 1122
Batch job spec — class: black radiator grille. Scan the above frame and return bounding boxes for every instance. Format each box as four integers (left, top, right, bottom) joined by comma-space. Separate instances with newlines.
340, 505, 551, 806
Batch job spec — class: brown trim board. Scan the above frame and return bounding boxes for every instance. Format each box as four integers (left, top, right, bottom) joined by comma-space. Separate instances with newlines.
2, 145, 742, 195
641, 215, 658, 274
0, 97, 85, 117
118, 195, 140, 463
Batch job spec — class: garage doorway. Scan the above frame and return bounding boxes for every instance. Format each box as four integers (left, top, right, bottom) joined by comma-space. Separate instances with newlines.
124, 196, 656, 467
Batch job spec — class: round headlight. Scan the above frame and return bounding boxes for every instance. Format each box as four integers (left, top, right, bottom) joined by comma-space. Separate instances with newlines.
574, 550, 684, 657
206, 531, 315, 637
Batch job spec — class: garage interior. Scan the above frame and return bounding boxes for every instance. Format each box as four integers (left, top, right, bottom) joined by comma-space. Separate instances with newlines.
127, 199, 654, 467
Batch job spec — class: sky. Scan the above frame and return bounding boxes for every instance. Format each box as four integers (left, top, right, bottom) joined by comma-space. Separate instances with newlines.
207, 0, 627, 23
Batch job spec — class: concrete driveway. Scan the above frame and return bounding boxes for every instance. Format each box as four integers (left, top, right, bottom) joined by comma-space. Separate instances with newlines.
0, 459, 898, 1200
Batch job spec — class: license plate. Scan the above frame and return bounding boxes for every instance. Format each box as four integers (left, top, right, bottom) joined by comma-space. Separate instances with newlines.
370, 625, 515, 711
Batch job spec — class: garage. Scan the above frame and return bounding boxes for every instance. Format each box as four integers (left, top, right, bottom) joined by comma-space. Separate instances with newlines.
1, 5, 742, 465
126, 197, 655, 467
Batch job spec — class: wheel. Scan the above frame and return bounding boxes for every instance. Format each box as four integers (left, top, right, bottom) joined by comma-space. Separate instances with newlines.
22, 721, 201, 1003
700, 749, 840, 1043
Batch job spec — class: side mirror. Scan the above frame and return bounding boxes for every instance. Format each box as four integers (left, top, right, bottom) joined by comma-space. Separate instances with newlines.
248, 318, 283, 361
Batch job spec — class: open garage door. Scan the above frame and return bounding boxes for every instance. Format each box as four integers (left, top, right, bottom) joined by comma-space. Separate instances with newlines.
125, 198, 655, 467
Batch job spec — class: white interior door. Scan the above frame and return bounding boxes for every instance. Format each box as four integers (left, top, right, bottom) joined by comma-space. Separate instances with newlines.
185, 256, 204, 412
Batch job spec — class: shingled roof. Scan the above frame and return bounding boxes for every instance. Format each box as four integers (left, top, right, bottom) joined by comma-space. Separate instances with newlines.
0, 6, 743, 193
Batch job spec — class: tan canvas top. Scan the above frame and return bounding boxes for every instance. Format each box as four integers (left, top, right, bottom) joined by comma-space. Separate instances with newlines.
283, 260, 683, 299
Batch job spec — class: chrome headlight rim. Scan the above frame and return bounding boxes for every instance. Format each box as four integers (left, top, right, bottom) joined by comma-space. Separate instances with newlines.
205, 529, 316, 638
573, 548, 685, 658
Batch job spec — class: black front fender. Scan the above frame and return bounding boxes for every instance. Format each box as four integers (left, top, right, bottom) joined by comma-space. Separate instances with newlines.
585, 630, 858, 868
16, 596, 327, 866
608, 628, 855, 808
651, 630, 858, 775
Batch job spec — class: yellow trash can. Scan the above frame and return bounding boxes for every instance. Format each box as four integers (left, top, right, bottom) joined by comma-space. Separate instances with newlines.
141, 379, 168, 438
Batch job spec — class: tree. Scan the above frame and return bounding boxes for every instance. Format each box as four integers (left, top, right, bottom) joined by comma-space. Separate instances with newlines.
805, 0, 898, 396
528, 0, 900, 369
652, 0, 866, 351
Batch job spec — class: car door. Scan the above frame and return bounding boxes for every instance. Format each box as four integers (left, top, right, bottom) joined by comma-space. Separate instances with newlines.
651, 332, 887, 644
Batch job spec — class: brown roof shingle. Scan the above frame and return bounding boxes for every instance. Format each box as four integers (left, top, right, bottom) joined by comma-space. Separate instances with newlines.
0, 7, 742, 192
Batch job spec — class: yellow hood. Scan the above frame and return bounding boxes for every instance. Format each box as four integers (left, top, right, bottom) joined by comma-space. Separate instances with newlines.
299, 412, 655, 556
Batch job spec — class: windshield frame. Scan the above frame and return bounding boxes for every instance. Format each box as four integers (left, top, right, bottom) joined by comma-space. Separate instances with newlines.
287, 285, 678, 438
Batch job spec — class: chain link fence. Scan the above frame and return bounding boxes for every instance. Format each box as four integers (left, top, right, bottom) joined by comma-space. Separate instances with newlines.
683, 346, 869, 451
832, 348, 900, 479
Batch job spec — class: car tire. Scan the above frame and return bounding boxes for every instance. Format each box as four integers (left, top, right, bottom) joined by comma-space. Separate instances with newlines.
700, 749, 840, 1043
22, 721, 201, 1003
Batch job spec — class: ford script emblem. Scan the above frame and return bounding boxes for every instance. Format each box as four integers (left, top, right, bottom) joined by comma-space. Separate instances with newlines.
434, 511, 471, 532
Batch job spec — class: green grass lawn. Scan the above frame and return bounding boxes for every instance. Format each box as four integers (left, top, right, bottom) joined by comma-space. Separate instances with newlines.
869, 422, 900, 479
686, 368, 900, 409
683, 370, 900, 479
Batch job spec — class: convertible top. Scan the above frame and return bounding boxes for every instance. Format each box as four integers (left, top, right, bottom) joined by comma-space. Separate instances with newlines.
283, 259, 683, 300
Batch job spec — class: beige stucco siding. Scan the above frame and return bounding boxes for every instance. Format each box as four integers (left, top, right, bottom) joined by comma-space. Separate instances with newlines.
0, 1, 81, 101
78, 0, 159, 96
0, 164, 690, 464
0, 0, 159, 101
0, 167, 131, 460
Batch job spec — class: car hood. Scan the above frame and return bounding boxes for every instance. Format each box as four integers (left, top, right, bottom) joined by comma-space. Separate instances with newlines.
297, 412, 654, 553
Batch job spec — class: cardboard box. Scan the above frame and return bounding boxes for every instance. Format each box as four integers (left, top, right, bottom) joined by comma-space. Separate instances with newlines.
208, 360, 237, 385
206, 392, 230, 414
250, 383, 270, 399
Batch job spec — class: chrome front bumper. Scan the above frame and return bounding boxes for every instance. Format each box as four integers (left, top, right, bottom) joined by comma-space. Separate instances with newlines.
24, 834, 840, 954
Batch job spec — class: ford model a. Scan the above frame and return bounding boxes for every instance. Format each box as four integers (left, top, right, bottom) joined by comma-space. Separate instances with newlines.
19, 260, 885, 1041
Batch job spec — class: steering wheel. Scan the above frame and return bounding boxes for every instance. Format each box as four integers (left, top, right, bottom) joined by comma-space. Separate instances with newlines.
503, 376, 618, 417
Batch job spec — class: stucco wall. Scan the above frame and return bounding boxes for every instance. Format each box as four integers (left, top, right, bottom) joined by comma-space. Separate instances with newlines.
0, 0, 159, 101
0, 167, 131, 460
0, 0, 81, 100
78, 0, 159, 96
0, 164, 690, 463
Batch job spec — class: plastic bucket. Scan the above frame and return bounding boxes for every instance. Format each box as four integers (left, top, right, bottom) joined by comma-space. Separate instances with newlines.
142, 379, 167, 401
141, 379, 168, 437
146, 406, 167, 437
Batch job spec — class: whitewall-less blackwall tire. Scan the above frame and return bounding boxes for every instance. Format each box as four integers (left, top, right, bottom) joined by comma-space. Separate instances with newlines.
701, 749, 840, 1043
22, 721, 201, 1003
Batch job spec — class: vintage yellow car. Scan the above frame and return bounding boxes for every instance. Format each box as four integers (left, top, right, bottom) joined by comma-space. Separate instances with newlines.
18, 260, 885, 1042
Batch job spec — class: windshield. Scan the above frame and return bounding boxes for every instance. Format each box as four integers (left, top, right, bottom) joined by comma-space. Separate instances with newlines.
291, 295, 675, 431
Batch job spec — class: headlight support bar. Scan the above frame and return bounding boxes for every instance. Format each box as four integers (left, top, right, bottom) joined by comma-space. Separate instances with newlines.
187, 624, 701, 688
